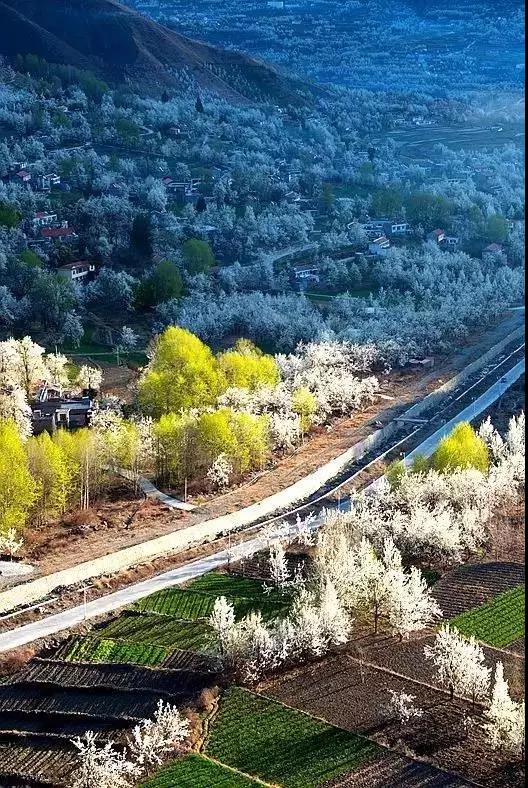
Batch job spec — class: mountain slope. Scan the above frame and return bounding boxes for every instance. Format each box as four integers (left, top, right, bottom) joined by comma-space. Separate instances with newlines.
0, 0, 308, 103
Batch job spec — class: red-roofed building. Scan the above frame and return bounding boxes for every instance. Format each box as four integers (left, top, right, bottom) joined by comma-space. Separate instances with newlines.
14, 169, 31, 184
427, 228, 446, 244
41, 225, 78, 241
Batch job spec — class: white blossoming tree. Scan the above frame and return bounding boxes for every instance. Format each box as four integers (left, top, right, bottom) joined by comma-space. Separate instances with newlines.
128, 699, 189, 767
206, 453, 233, 489
387, 689, 423, 726
0, 527, 24, 559
71, 731, 139, 788
209, 596, 236, 657
424, 625, 491, 704
76, 365, 103, 392
484, 661, 525, 757
268, 541, 291, 590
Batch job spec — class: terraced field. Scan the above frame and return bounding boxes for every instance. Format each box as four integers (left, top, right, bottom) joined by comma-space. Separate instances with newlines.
134, 571, 291, 621
100, 612, 214, 651
322, 753, 471, 787
450, 586, 525, 648
0, 742, 79, 788
205, 687, 381, 788
432, 562, 525, 618
60, 636, 172, 666
142, 753, 262, 787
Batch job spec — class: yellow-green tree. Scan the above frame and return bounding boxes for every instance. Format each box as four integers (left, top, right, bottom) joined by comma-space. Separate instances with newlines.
0, 419, 39, 537
292, 386, 317, 438
153, 412, 197, 486
195, 409, 238, 471
27, 431, 71, 524
218, 340, 279, 391
431, 422, 489, 474
139, 327, 224, 417
229, 410, 270, 474
53, 428, 106, 509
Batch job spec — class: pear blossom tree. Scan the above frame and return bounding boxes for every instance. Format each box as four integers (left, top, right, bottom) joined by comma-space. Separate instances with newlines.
206, 453, 233, 490
484, 661, 525, 758
387, 689, 423, 726
0, 526, 24, 559
128, 699, 190, 767
268, 541, 291, 590
209, 596, 236, 658
76, 365, 103, 392
71, 732, 139, 788
424, 625, 491, 705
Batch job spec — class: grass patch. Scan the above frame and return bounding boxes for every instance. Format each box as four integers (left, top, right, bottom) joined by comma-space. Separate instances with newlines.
451, 585, 525, 648
205, 687, 381, 788
141, 754, 261, 787
62, 636, 171, 666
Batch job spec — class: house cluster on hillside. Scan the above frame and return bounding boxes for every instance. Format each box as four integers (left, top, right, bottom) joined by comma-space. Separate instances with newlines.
26, 210, 79, 251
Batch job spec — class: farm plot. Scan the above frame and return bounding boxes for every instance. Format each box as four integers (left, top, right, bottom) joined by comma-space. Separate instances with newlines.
60, 636, 172, 667
0, 685, 159, 722
0, 712, 124, 738
141, 753, 261, 787
134, 571, 291, 621
378, 699, 525, 788
0, 742, 78, 787
205, 687, 381, 788
8, 659, 217, 699
265, 654, 441, 734
100, 612, 214, 651
321, 753, 471, 787
432, 562, 525, 619
450, 586, 525, 648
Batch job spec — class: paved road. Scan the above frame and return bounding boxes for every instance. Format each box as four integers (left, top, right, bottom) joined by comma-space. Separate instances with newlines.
0, 356, 523, 653
0, 539, 263, 652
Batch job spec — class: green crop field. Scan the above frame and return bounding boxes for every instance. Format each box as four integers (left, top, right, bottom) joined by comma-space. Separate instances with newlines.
141, 754, 261, 787
62, 637, 171, 666
100, 613, 214, 651
205, 688, 381, 788
451, 585, 525, 648
133, 572, 290, 621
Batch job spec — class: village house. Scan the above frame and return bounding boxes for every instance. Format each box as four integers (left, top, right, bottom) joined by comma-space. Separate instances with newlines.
31, 394, 94, 434
36, 173, 61, 191
57, 261, 96, 283
427, 228, 446, 244
30, 211, 58, 230
443, 235, 460, 250
368, 235, 391, 256
41, 222, 78, 243
292, 262, 321, 285
284, 190, 301, 204
12, 169, 31, 185
162, 176, 204, 204
382, 220, 411, 237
